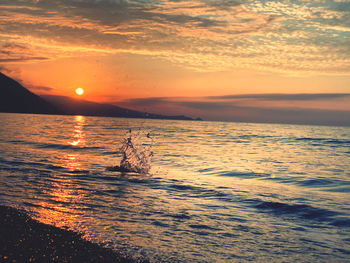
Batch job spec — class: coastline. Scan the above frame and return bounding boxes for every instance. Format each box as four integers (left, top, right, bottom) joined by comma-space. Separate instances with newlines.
0, 205, 138, 263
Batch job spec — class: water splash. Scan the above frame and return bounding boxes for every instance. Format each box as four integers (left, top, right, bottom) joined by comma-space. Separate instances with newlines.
115, 129, 153, 174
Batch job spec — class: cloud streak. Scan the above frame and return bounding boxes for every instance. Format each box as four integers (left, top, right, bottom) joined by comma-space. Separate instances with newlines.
208, 93, 350, 101
118, 93, 350, 126
0, 42, 49, 63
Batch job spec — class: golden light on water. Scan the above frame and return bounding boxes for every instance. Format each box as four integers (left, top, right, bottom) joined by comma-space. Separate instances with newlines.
66, 116, 85, 170
34, 180, 88, 233
69, 116, 85, 147
32, 115, 88, 233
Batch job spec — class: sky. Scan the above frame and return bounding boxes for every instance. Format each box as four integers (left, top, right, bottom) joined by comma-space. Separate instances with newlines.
0, 0, 350, 125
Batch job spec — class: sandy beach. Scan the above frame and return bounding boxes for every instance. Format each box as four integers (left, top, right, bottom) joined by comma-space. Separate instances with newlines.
0, 205, 137, 263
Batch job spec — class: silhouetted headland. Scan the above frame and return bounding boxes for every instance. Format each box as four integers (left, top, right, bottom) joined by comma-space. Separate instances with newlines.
0, 72, 58, 114
0, 72, 202, 121
0, 205, 139, 263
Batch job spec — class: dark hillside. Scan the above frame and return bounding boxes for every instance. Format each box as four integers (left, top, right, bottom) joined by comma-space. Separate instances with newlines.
0, 72, 58, 114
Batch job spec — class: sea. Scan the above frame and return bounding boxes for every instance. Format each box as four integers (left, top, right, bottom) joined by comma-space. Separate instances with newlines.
0, 112, 349, 262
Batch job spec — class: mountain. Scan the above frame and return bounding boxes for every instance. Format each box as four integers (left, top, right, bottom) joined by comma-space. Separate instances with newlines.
0, 72, 200, 121
42, 95, 196, 120
0, 72, 58, 114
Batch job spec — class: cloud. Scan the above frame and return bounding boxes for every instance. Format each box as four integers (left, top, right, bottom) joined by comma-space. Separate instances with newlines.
26, 85, 53, 93
0, 42, 50, 63
120, 93, 350, 106
0, 57, 49, 62
0, 0, 349, 74
118, 93, 350, 126
208, 93, 350, 101
0, 65, 19, 76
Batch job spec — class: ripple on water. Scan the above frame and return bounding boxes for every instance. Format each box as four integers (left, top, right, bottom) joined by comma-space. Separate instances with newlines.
253, 200, 341, 223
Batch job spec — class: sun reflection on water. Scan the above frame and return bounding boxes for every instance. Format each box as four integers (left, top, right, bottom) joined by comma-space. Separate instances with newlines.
34, 180, 87, 231
32, 115, 91, 236
62, 153, 82, 171
69, 115, 85, 147
62, 115, 86, 171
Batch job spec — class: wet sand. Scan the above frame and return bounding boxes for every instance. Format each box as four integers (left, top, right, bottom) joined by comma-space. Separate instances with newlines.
0, 205, 138, 263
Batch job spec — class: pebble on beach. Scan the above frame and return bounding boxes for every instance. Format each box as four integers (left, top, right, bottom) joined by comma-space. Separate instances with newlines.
0, 205, 137, 263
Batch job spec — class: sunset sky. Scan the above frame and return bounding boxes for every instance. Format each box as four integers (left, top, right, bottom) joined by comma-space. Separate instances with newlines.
0, 0, 350, 125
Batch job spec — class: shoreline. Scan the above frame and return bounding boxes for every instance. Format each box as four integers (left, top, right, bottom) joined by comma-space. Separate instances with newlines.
0, 205, 140, 263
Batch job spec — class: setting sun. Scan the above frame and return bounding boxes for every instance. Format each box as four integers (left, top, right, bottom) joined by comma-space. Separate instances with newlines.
75, 88, 84, 96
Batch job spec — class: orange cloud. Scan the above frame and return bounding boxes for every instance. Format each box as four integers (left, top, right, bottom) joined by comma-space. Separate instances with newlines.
0, 0, 349, 75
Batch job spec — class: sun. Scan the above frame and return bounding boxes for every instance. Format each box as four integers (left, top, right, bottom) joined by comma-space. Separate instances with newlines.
75, 88, 84, 96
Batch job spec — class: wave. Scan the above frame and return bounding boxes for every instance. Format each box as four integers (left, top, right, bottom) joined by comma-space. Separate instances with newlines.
143, 180, 241, 205
331, 218, 350, 228
295, 137, 350, 147
0, 158, 90, 175
237, 134, 275, 139
295, 178, 350, 188
214, 170, 269, 178
7, 139, 101, 151
37, 143, 101, 151
188, 224, 218, 231
253, 200, 341, 223
262, 175, 350, 193
102, 151, 121, 156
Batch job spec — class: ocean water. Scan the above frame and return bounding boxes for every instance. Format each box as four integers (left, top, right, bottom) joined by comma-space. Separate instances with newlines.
0, 112, 349, 262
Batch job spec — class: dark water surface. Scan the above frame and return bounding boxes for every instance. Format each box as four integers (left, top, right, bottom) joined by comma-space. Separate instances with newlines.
0, 113, 349, 262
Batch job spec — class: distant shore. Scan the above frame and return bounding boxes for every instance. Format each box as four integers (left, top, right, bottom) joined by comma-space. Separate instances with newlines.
0, 205, 138, 263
